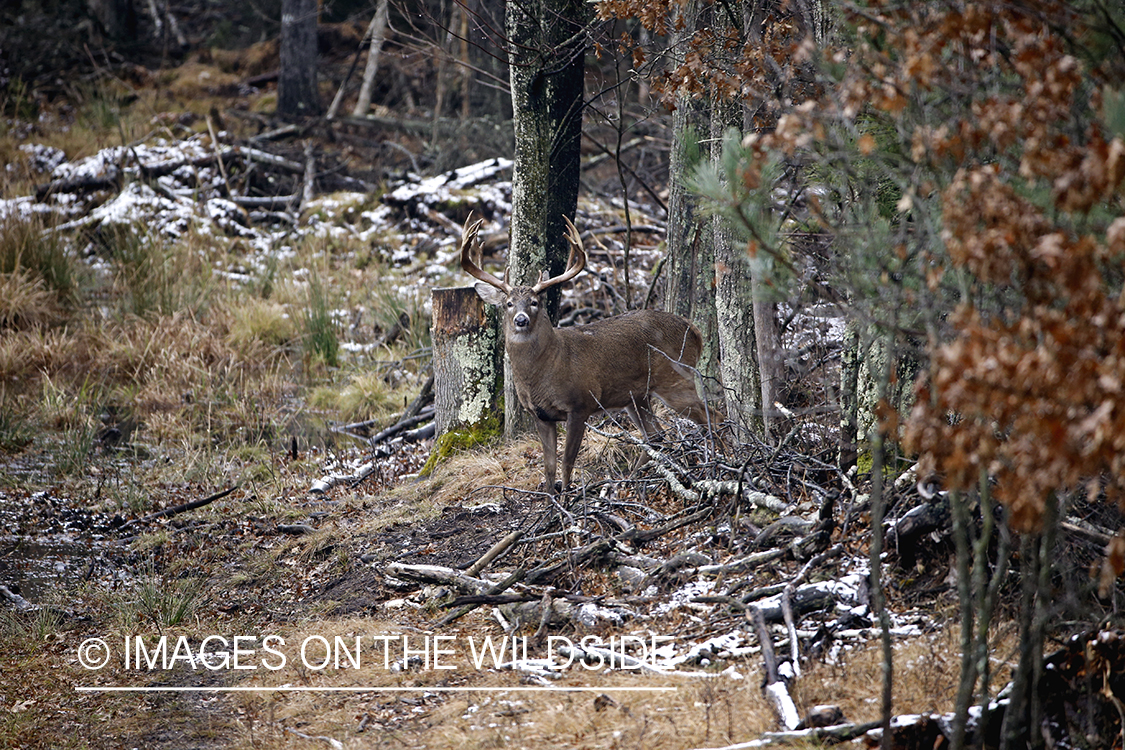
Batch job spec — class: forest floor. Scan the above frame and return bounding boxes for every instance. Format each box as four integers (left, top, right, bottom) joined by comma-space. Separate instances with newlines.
0, 54, 1062, 749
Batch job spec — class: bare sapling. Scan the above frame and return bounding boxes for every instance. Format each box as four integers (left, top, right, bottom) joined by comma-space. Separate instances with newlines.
460, 213, 709, 493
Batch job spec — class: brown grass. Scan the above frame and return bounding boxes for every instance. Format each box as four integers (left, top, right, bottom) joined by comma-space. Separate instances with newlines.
194, 617, 777, 750
0, 271, 63, 329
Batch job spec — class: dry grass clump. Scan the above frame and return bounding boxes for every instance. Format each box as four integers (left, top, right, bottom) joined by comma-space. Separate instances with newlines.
398, 437, 543, 504
309, 371, 398, 425
0, 212, 80, 303
0, 270, 63, 329
161, 62, 245, 99
223, 296, 298, 353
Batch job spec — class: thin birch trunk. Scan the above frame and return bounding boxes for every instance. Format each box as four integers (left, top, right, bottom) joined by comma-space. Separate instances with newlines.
352, 0, 390, 118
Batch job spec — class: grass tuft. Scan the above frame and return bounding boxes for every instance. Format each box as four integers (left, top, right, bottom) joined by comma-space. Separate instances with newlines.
104, 224, 212, 319
310, 370, 398, 424
0, 212, 80, 304
115, 568, 209, 630
302, 271, 339, 368
0, 269, 61, 330
0, 401, 33, 453
226, 296, 296, 348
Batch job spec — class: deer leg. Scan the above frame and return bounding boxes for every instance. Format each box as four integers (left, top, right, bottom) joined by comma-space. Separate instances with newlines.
536, 419, 558, 492
560, 412, 588, 492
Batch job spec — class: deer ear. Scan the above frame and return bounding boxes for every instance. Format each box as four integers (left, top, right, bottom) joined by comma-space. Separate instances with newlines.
474, 282, 507, 306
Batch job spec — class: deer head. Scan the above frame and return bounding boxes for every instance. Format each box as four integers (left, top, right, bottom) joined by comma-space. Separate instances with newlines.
460, 213, 708, 493
460, 214, 586, 342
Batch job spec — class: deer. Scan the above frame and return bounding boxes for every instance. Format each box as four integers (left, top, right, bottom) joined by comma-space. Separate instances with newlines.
460, 213, 710, 493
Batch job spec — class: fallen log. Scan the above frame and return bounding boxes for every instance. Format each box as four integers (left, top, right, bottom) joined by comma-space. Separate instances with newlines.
383, 562, 492, 595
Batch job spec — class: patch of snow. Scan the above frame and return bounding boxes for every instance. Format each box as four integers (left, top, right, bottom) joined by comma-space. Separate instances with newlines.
654, 579, 714, 616
386, 158, 512, 205
19, 143, 67, 173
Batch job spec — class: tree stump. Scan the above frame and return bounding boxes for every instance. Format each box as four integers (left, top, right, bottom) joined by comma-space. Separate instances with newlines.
431, 287, 502, 438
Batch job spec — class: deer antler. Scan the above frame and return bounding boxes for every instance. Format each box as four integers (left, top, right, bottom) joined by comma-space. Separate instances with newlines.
532, 216, 587, 293
460, 213, 509, 293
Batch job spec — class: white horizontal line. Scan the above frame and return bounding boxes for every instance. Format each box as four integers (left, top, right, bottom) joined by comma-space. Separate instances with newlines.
75, 685, 678, 693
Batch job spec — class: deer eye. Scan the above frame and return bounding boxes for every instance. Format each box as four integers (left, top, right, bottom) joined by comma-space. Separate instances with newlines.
530, 299, 538, 308
506, 301, 514, 308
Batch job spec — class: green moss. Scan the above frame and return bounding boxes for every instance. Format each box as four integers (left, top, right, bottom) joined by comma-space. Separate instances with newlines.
855, 451, 915, 480
419, 408, 502, 476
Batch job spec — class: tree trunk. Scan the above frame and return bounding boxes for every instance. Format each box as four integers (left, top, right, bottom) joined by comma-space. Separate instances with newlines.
664, 0, 720, 392
712, 100, 762, 435
459, 3, 472, 120
503, 0, 588, 438
352, 0, 390, 118
431, 287, 502, 436
278, 0, 322, 120
432, 0, 453, 145
838, 320, 860, 472
751, 282, 782, 439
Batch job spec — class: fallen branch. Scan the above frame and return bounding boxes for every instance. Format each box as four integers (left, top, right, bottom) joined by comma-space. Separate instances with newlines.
698, 549, 786, 578
761, 721, 881, 745
328, 374, 435, 444
230, 195, 298, 209
227, 145, 304, 173
465, 530, 524, 577
35, 171, 121, 200
309, 462, 375, 495
751, 606, 800, 730
120, 486, 239, 529
367, 407, 434, 445
285, 727, 343, 750
433, 567, 527, 628
446, 593, 536, 606
524, 538, 614, 586
277, 524, 315, 535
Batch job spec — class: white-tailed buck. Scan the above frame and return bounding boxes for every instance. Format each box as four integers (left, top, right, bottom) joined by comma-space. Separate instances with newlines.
460, 213, 709, 493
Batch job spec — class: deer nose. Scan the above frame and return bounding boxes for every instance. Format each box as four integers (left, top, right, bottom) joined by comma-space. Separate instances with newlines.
514, 311, 530, 328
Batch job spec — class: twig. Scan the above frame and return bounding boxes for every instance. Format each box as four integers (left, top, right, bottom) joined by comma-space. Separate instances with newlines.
205, 114, 231, 198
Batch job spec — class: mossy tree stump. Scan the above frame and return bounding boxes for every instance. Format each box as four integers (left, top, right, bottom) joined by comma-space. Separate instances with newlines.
427, 286, 503, 469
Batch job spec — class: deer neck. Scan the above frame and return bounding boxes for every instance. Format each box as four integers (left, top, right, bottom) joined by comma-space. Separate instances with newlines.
505, 323, 563, 374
